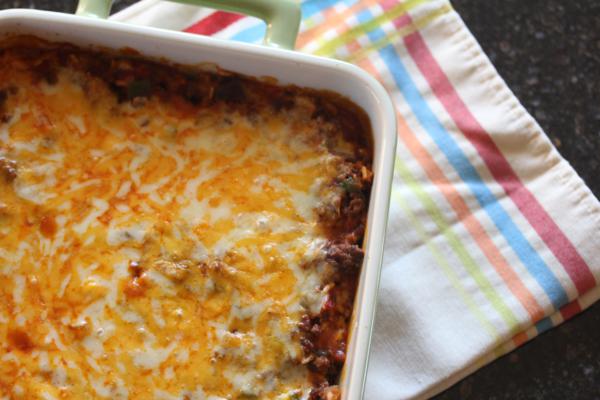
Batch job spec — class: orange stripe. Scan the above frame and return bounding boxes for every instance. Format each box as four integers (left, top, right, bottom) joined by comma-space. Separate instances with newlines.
358, 58, 545, 323
297, 0, 381, 48
512, 331, 529, 347
346, 38, 362, 53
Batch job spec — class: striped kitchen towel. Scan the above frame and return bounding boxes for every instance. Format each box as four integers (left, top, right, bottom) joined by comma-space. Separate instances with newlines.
112, 1, 600, 398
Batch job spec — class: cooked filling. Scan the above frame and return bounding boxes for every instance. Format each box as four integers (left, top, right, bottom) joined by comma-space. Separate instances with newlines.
0, 36, 372, 400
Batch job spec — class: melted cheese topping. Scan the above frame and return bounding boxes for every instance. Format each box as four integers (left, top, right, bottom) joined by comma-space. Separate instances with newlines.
0, 63, 347, 399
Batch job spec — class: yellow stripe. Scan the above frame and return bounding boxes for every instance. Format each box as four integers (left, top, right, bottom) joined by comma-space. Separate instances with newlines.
345, 4, 452, 63
313, 0, 428, 56
395, 158, 520, 330
394, 189, 500, 340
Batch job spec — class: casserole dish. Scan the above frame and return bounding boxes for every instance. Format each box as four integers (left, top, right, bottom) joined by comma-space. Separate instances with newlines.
0, 1, 396, 398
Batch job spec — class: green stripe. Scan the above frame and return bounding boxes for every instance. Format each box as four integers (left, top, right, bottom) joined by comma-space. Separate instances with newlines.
395, 158, 519, 329
394, 189, 500, 340
314, 0, 428, 56
345, 4, 452, 63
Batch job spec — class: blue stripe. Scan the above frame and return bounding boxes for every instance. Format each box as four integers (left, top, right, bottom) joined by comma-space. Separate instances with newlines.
535, 317, 553, 334
302, 0, 358, 18
356, 8, 386, 42
302, 0, 343, 17
379, 44, 568, 310
230, 23, 265, 44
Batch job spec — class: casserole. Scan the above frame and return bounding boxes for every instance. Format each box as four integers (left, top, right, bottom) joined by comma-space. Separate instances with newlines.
0, 1, 396, 399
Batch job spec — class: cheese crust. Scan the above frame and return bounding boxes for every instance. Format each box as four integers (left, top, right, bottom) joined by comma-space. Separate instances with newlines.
0, 36, 372, 400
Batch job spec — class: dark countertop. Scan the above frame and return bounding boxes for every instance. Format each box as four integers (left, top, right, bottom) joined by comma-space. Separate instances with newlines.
0, 0, 598, 399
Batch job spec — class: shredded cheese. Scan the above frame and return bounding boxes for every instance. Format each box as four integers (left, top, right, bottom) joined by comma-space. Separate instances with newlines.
0, 50, 352, 400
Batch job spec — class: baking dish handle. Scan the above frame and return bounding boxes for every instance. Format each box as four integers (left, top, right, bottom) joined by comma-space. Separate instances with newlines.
75, 0, 301, 50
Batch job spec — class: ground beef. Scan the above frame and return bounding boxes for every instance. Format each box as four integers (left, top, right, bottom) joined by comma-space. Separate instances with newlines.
303, 160, 371, 397
0, 157, 17, 183
325, 242, 364, 272
309, 383, 342, 400
318, 160, 373, 245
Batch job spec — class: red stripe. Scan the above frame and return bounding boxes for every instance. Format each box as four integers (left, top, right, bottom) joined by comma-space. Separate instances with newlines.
559, 299, 582, 321
403, 31, 596, 295
392, 13, 411, 29
184, 11, 243, 36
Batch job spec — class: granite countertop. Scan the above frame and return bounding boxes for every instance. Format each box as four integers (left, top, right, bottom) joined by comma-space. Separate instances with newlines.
0, 0, 598, 398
